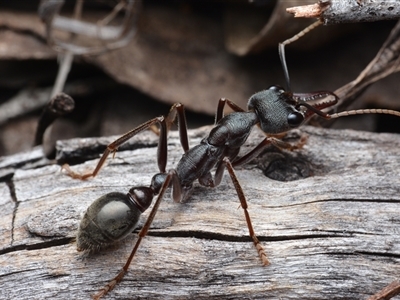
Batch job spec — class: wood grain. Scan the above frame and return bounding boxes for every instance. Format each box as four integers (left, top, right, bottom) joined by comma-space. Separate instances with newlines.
0, 125, 399, 299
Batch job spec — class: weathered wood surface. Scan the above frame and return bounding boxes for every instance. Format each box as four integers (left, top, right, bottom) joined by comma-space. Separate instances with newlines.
0, 125, 399, 300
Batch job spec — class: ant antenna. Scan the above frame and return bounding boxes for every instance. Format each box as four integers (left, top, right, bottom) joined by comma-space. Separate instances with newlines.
329, 108, 400, 119
279, 20, 323, 92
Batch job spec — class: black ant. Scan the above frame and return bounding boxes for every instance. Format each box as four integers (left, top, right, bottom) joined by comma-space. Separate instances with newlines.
62, 21, 400, 299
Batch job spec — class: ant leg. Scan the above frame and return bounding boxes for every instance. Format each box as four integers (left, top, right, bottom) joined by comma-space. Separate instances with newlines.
166, 103, 189, 152
232, 137, 273, 167
212, 147, 241, 187
211, 138, 274, 187
216, 98, 246, 124
232, 135, 307, 168
63, 116, 168, 179
92, 169, 181, 300
223, 158, 269, 266
150, 103, 190, 152
269, 136, 308, 152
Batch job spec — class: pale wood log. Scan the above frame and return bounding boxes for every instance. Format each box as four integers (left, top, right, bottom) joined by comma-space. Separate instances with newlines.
0, 125, 399, 300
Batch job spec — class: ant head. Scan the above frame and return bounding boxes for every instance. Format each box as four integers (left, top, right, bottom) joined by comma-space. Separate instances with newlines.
247, 85, 303, 134
247, 85, 338, 134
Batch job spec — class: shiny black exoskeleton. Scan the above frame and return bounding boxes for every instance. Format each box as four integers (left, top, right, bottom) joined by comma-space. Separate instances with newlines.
73, 85, 338, 252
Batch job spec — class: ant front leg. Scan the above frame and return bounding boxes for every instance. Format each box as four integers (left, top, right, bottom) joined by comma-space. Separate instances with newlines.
62, 116, 169, 180
231, 135, 307, 168
223, 157, 269, 266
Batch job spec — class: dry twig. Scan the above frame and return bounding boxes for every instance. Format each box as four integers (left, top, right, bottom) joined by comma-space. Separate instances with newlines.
287, 0, 400, 25
33, 93, 75, 147
34, 0, 140, 155
38, 0, 140, 55
312, 19, 400, 126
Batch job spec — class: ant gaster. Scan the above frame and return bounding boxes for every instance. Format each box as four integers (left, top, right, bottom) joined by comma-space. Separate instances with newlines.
62, 21, 400, 299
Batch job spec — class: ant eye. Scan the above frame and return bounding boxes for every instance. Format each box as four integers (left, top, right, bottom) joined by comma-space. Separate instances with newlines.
287, 111, 304, 127
268, 85, 285, 93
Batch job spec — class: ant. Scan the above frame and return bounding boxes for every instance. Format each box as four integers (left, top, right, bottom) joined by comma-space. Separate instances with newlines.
62, 21, 400, 299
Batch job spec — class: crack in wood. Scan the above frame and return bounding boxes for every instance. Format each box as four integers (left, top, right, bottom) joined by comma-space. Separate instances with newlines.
5, 177, 18, 246
0, 237, 75, 255
309, 229, 381, 236
56, 140, 159, 166
357, 251, 400, 259
147, 230, 349, 242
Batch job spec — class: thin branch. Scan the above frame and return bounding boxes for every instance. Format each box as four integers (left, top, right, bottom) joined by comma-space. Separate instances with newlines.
287, 0, 400, 25
0, 79, 114, 127
311, 19, 400, 126
34, 0, 83, 154
50, 0, 82, 97
51, 51, 74, 98
332, 20, 400, 110
38, 0, 140, 55
33, 93, 75, 146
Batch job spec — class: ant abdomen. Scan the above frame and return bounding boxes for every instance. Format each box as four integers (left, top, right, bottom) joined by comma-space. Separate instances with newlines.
77, 192, 143, 251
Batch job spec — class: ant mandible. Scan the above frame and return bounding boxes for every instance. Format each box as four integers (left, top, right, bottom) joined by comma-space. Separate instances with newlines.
62, 21, 400, 299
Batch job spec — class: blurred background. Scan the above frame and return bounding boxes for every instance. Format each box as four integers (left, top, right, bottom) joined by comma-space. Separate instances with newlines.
0, 0, 399, 157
